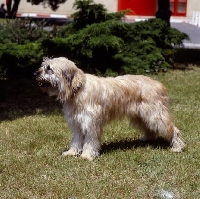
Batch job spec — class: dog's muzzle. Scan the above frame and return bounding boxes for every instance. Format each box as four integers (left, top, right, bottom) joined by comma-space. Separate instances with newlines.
34, 71, 51, 88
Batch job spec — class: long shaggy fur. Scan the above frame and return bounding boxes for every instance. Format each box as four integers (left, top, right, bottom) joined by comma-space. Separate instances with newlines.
34, 57, 185, 160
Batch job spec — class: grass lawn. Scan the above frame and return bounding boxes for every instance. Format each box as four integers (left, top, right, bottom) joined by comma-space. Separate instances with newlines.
0, 67, 200, 198
0, 18, 7, 24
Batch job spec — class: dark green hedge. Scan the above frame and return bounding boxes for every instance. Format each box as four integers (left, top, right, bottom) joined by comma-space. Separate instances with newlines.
0, 0, 190, 78
42, 18, 189, 75
0, 43, 43, 78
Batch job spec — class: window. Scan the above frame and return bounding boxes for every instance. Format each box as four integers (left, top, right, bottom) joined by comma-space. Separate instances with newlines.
178, 0, 186, 13
170, 0, 187, 16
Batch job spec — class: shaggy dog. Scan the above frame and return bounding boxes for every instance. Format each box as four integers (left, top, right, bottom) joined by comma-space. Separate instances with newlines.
34, 57, 185, 160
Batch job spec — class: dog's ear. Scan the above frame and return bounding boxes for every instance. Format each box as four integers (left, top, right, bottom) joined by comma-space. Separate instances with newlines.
65, 73, 73, 86
63, 68, 85, 95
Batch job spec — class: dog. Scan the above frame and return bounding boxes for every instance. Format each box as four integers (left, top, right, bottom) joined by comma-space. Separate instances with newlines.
34, 57, 185, 160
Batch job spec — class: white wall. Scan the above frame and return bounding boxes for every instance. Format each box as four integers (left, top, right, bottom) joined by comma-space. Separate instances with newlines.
187, 0, 200, 18
17, 0, 118, 16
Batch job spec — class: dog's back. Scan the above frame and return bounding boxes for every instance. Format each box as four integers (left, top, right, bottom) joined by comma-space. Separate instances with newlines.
73, 74, 169, 123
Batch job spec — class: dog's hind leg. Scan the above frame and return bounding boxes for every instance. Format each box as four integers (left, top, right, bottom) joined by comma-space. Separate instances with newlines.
152, 120, 185, 152
147, 119, 185, 152
169, 126, 185, 152
129, 116, 158, 141
133, 103, 185, 152
144, 111, 186, 152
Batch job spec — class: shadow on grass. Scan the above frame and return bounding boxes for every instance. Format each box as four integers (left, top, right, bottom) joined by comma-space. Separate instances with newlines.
101, 138, 170, 153
0, 78, 62, 122
175, 49, 200, 65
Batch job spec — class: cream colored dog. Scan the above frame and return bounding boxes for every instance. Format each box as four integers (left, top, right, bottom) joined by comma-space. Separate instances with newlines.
34, 57, 185, 160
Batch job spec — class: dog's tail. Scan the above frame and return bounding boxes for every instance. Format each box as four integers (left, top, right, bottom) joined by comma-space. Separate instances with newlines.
170, 126, 186, 152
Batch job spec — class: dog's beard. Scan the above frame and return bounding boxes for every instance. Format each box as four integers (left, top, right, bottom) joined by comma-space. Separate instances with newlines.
40, 86, 59, 96
37, 80, 51, 88
36, 77, 59, 97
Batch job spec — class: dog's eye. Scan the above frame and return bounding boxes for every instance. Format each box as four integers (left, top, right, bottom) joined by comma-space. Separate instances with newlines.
47, 65, 51, 70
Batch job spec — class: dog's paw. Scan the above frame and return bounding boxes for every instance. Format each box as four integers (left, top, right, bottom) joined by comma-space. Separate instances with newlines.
171, 147, 183, 153
170, 130, 186, 153
81, 150, 99, 161
62, 148, 80, 156
171, 142, 186, 153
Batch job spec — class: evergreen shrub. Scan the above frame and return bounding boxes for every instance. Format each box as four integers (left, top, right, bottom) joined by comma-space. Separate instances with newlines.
0, 43, 43, 78
43, 18, 189, 75
42, 0, 189, 75
0, 0, 190, 77
0, 18, 49, 44
0, 18, 50, 78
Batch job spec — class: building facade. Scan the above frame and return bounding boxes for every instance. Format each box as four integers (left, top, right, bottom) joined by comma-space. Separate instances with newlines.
118, 0, 200, 19
16, 0, 200, 21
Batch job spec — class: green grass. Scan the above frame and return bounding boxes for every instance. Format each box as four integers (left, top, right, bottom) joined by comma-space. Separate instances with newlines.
0, 18, 7, 24
0, 67, 200, 198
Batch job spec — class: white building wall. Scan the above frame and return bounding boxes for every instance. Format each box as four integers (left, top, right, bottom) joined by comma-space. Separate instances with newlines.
17, 0, 200, 20
94, 0, 118, 13
187, 0, 200, 18
17, 0, 118, 16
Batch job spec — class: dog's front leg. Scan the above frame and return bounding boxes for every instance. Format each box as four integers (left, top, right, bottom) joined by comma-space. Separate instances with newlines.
62, 131, 84, 156
81, 133, 101, 161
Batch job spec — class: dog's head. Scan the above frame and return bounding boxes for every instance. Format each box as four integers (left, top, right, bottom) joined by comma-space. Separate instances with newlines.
34, 57, 85, 102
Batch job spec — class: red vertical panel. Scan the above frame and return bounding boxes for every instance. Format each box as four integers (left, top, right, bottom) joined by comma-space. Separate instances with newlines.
118, 0, 157, 16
